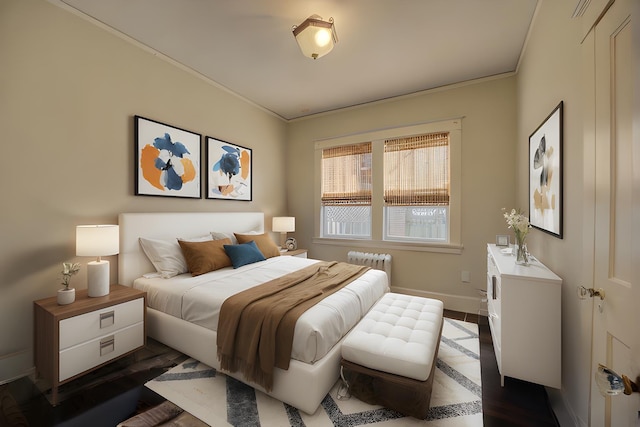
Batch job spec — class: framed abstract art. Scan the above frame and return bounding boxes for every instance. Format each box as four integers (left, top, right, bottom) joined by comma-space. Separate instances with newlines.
528, 102, 563, 238
206, 136, 252, 201
134, 116, 201, 198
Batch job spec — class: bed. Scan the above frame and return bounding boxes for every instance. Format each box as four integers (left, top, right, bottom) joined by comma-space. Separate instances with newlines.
118, 212, 389, 414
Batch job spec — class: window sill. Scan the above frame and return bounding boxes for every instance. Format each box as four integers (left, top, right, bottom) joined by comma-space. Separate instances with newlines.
312, 237, 464, 254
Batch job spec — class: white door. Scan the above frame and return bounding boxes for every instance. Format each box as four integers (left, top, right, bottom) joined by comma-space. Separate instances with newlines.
589, 0, 639, 425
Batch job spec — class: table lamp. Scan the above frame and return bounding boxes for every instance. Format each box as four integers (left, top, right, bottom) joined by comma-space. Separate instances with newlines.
76, 225, 119, 297
272, 217, 295, 250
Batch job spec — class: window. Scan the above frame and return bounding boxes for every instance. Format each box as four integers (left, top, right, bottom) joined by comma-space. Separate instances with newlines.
384, 132, 450, 242
315, 119, 461, 250
321, 142, 372, 238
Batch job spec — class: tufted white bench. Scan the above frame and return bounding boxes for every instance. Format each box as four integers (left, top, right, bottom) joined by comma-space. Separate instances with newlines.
340, 292, 444, 418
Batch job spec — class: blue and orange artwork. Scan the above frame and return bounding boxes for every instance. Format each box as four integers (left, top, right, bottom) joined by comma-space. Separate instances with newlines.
140, 133, 197, 192
208, 140, 251, 200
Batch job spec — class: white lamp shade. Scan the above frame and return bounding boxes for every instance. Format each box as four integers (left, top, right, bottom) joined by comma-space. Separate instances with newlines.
293, 15, 337, 60
76, 225, 119, 256
272, 217, 295, 233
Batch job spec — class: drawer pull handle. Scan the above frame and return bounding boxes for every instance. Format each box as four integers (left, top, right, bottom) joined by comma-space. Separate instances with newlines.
100, 311, 115, 329
100, 336, 115, 356
492, 276, 497, 299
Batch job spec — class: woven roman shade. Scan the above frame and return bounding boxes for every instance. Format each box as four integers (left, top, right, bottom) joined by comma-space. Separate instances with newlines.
321, 142, 372, 206
384, 132, 450, 206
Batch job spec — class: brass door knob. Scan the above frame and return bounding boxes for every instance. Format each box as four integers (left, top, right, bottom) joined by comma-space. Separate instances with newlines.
577, 285, 605, 300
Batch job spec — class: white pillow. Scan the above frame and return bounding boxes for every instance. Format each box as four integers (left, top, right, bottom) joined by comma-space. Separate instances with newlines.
210, 231, 238, 245
139, 235, 212, 278
211, 230, 260, 246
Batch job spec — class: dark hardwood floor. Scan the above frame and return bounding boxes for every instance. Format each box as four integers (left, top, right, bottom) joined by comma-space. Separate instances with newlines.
444, 309, 559, 427
0, 311, 559, 426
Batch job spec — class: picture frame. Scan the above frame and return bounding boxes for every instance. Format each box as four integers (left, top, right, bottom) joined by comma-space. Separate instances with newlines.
134, 116, 201, 198
528, 101, 563, 238
496, 235, 510, 247
206, 136, 252, 201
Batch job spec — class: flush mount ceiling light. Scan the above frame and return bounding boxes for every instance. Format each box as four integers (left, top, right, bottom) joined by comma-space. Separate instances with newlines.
292, 14, 338, 60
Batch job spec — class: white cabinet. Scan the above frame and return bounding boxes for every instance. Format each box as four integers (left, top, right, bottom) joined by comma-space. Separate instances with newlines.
487, 244, 562, 388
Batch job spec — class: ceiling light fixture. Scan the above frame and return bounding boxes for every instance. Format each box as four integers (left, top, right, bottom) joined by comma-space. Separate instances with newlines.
292, 15, 338, 60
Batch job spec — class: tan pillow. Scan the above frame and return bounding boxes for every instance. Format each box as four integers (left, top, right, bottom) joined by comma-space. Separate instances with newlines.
177, 238, 232, 276
234, 233, 281, 258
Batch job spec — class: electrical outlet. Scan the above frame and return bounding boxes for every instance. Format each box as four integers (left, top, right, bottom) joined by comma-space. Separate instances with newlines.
461, 270, 470, 283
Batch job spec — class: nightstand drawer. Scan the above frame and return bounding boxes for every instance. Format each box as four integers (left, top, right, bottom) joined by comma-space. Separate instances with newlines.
59, 322, 144, 382
59, 298, 144, 350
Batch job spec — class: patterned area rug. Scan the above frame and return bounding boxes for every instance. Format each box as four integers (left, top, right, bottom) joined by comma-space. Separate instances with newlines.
144, 319, 482, 426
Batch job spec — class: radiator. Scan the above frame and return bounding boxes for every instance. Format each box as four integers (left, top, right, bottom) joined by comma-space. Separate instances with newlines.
347, 251, 392, 283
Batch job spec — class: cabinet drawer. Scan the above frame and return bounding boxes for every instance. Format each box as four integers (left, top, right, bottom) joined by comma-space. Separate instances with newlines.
487, 293, 500, 319
487, 252, 498, 277
59, 322, 144, 382
488, 314, 502, 372
59, 298, 144, 350
488, 309, 501, 345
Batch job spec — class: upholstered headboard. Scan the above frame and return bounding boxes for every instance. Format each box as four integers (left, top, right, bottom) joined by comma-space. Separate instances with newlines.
118, 212, 264, 286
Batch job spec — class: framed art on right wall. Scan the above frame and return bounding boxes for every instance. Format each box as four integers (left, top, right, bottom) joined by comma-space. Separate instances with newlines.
529, 101, 563, 238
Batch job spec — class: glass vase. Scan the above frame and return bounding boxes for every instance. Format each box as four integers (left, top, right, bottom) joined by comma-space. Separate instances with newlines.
515, 240, 529, 266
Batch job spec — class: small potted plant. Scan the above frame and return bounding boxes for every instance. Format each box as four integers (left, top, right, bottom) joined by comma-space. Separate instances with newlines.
58, 262, 80, 305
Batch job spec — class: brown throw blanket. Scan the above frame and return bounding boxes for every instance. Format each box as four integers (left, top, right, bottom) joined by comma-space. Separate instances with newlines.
217, 261, 370, 391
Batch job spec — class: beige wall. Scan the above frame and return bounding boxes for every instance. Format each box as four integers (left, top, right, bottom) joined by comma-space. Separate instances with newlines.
517, 0, 593, 424
287, 76, 518, 311
0, 0, 287, 380
1, 1, 617, 423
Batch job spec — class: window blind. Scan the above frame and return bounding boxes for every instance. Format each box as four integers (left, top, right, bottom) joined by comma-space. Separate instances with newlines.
321, 142, 372, 205
384, 132, 449, 206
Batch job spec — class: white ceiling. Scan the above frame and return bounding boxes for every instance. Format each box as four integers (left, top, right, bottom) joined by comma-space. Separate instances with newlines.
54, 0, 538, 120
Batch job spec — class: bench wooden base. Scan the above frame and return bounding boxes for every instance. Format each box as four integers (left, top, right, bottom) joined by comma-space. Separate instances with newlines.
339, 293, 444, 419
340, 356, 438, 419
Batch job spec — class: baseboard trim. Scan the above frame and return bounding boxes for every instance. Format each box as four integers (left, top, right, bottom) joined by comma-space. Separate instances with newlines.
390, 286, 484, 314
0, 350, 34, 386
546, 387, 583, 427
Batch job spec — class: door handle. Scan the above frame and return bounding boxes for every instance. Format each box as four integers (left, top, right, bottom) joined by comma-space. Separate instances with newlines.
577, 286, 605, 300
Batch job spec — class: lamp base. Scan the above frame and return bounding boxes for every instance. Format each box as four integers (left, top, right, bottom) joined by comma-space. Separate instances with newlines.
87, 260, 110, 297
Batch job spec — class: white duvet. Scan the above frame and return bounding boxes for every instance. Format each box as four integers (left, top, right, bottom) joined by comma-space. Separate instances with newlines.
133, 256, 389, 363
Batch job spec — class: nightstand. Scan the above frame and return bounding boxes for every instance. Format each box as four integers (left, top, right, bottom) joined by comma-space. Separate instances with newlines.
281, 249, 307, 258
33, 284, 146, 405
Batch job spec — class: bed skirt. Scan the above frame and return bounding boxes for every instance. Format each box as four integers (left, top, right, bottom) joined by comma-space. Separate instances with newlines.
145, 307, 342, 415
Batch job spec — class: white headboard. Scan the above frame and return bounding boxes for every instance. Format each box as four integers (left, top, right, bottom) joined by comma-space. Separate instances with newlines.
118, 212, 264, 286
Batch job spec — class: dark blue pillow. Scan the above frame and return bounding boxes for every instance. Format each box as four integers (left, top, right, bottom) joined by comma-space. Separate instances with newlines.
223, 240, 266, 268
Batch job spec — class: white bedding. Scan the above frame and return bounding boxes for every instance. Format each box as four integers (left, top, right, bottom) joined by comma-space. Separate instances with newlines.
133, 256, 389, 363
